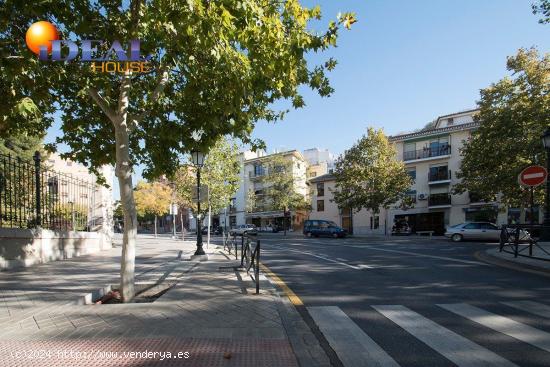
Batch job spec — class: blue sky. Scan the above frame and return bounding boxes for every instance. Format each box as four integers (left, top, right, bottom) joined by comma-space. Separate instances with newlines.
45, 0, 549, 197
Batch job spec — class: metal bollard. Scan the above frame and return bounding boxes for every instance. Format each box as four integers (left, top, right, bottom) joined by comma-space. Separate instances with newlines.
255, 240, 260, 295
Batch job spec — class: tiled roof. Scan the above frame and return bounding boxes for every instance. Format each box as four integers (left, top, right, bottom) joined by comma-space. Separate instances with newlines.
389, 121, 480, 142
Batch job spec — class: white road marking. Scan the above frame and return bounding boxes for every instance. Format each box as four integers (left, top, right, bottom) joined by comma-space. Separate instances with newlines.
439, 303, 550, 353
364, 247, 489, 266
270, 244, 373, 269
374, 305, 517, 367
502, 300, 550, 319
308, 306, 399, 367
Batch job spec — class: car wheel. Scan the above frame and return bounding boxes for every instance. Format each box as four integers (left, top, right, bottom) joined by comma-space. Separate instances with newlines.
451, 233, 463, 242
306, 232, 312, 238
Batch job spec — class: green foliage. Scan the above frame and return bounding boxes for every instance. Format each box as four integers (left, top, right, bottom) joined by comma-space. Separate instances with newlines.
172, 166, 197, 211
254, 153, 309, 212
332, 128, 412, 213
1, 0, 355, 178
134, 180, 172, 217
454, 48, 550, 206
533, 0, 550, 23
0, 132, 44, 161
201, 138, 240, 214
172, 137, 240, 215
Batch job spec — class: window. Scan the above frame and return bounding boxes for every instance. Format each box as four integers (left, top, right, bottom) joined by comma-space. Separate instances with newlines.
254, 189, 263, 196
230, 216, 236, 228
447, 117, 454, 125
404, 142, 415, 152
464, 223, 481, 229
317, 182, 325, 197
310, 171, 317, 178
407, 168, 416, 181
507, 208, 520, 224
66, 161, 72, 166
429, 165, 449, 181
317, 200, 325, 212
406, 190, 417, 203
47, 177, 59, 196
481, 223, 498, 230
254, 164, 265, 176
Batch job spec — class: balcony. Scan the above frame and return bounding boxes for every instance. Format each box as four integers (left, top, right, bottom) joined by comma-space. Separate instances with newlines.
428, 193, 451, 207
249, 171, 265, 179
469, 192, 496, 206
403, 145, 451, 162
428, 169, 451, 184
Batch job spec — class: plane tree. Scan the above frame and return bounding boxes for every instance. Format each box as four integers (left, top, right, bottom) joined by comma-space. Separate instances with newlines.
0, 0, 356, 301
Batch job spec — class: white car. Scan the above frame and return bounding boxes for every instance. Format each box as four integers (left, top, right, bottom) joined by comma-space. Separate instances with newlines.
229, 224, 258, 236
445, 222, 530, 242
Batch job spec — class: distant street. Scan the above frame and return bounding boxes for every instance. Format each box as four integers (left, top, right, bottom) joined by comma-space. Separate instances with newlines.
259, 235, 550, 367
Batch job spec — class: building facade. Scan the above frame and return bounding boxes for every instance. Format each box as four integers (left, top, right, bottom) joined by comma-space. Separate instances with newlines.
387, 109, 512, 234
219, 150, 309, 231
307, 173, 388, 235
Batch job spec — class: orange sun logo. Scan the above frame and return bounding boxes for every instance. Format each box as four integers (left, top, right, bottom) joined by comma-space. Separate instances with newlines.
25, 21, 59, 55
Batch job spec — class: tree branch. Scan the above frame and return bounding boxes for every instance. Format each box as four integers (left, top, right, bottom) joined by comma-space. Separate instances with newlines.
88, 88, 118, 124
130, 64, 170, 129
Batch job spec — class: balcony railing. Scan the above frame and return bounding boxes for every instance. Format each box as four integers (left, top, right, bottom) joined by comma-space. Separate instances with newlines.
428, 193, 451, 206
429, 169, 451, 182
403, 145, 451, 161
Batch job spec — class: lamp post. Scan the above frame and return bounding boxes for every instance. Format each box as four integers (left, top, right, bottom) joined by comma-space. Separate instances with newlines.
191, 151, 206, 256
540, 128, 550, 241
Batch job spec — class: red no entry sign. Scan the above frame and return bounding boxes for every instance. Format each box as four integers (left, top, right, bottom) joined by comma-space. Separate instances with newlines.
518, 165, 548, 187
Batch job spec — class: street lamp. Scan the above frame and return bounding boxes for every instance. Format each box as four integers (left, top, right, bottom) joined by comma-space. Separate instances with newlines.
540, 128, 550, 241
191, 150, 206, 257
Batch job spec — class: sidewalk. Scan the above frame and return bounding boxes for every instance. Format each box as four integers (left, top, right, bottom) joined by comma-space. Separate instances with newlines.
482, 242, 550, 275
0, 235, 330, 366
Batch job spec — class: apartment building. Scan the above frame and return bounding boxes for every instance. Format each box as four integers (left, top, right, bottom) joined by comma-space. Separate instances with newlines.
220, 150, 309, 231
386, 108, 512, 234
308, 173, 387, 235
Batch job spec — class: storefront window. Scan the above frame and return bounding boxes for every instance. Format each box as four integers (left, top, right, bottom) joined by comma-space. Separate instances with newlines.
507, 208, 520, 224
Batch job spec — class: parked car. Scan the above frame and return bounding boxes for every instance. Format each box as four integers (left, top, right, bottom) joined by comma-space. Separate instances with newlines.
444, 222, 530, 242
391, 220, 412, 236
303, 220, 347, 238
229, 224, 258, 236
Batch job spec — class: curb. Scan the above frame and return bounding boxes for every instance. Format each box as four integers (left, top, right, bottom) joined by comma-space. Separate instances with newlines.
475, 250, 550, 279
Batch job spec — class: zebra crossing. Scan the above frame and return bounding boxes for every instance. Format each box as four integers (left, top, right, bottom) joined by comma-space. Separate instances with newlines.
308, 300, 550, 367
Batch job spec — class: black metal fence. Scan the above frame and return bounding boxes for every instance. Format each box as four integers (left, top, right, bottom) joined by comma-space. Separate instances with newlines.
499, 224, 550, 261
0, 151, 98, 231
223, 231, 261, 294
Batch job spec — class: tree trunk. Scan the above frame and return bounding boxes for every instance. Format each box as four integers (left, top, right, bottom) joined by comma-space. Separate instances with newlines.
154, 215, 158, 238
115, 123, 137, 303
207, 204, 211, 248
116, 71, 136, 303
180, 212, 184, 239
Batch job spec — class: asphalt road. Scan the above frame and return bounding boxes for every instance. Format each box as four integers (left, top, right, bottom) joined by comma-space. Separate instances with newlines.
258, 235, 550, 367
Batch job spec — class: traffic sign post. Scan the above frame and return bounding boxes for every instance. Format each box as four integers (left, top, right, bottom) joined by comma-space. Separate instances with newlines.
518, 165, 548, 226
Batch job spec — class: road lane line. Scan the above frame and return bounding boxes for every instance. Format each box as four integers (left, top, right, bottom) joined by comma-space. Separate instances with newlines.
365, 247, 489, 266
308, 306, 400, 367
502, 300, 550, 319
439, 303, 550, 353
269, 244, 373, 269
259, 263, 303, 306
373, 305, 517, 367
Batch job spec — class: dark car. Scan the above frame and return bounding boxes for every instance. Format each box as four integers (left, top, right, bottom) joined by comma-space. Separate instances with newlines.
303, 220, 347, 238
392, 220, 412, 236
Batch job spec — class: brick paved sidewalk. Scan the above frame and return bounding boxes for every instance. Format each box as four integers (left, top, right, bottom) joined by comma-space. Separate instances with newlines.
0, 235, 330, 367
